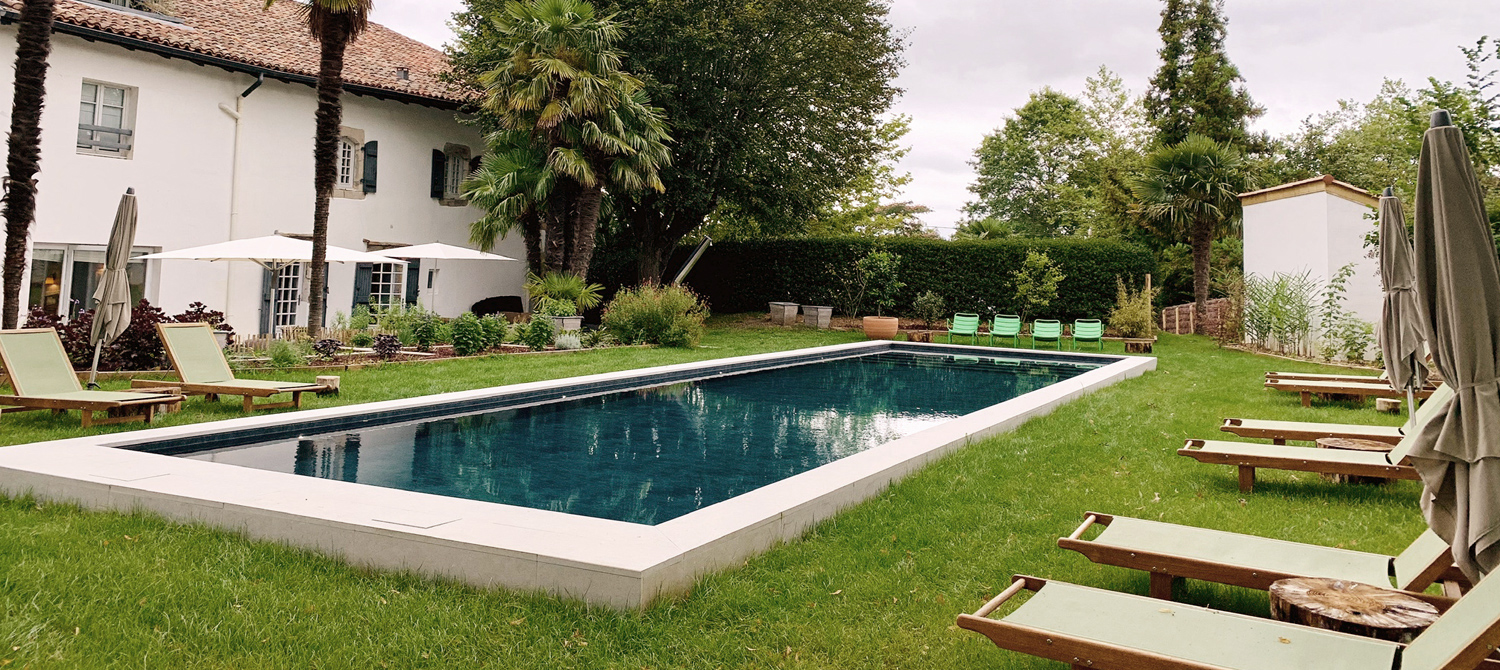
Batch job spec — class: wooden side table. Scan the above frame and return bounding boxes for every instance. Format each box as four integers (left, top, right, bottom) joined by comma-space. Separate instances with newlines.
1316, 437, 1394, 484
1270, 577, 1437, 643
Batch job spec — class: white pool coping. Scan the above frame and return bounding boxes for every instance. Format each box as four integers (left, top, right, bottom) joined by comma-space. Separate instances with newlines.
0, 341, 1154, 608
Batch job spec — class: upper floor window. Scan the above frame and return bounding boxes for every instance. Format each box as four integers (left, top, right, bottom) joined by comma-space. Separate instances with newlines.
433, 144, 472, 206
337, 138, 357, 190
77, 80, 135, 158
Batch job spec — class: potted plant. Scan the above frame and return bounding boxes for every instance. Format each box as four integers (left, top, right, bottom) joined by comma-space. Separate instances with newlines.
858, 250, 904, 340
909, 290, 945, 343
526, 272, 602, 333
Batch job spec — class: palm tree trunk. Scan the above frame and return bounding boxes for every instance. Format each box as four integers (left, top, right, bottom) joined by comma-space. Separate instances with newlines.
1191, 217, 1212, 335
308, 21, 352, 337
567, 182, 604, 278
544, 180, 576, 273
2, 0, 57, 329
520, 210, 543, 275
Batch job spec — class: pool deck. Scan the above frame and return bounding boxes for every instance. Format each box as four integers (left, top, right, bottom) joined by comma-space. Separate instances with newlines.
0, 341, 1154, 609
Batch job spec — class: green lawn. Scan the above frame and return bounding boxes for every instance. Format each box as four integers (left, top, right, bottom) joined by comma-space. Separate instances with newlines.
0, 323, 1416, 669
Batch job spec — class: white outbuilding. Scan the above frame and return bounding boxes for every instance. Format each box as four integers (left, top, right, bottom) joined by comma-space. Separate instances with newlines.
1241, 175, 1382, 326
0, 0, 528, 335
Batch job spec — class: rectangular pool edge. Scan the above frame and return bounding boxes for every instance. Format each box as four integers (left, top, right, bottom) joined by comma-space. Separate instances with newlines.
0, 341, 1155, 609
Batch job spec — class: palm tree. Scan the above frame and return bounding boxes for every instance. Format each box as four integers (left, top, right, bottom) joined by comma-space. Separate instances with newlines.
463, 132, 553, 274
2, 0, 58, 329
272, 0, 371, 336
476, 0, 669, 279
1132, 133, 1248, 334
953, 218, 1016, 240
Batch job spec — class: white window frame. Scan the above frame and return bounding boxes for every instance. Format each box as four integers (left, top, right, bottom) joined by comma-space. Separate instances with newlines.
272, 263, 303, 329
26, 243, 158, 318
77, 79, 136, 158
444, 151, 467, 198
367, 262, 405, 307
336, 138, 357, 190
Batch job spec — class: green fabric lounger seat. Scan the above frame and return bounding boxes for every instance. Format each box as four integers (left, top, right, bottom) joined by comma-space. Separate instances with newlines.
1266, 377, 1435, 407
144, 323, 328, 412
988, 314, 1021, 347
1057, 512, 1460, 601
1221, 384, 1452, 446
946, 313, 980, 344
1030, 319, 1062, 350
957, 569, 1500, 670
0, 328, 180, 428
1071, 319, 1103, 351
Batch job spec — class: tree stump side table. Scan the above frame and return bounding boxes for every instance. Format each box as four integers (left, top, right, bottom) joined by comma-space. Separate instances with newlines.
1269, 577, 1438, 643
1316, 437, 1395, 484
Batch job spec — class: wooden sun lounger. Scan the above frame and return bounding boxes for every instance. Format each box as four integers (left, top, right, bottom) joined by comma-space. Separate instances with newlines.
141, 323, 328, 412
957, 569, 1500, 670
1221, 385, 1452, 447
1265, 371, 1386, 384
1179, 438, 1418, 492
1057, 512, 1463, 602
0, 328, 181, 428
1266, 377, 1434, 407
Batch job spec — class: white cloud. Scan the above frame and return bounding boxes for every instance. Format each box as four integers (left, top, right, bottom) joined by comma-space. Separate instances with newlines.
372, 0, 1500, 235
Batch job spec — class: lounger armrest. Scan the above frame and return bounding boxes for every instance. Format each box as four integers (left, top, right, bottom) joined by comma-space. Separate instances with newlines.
1060, 511, 1115, 544
1221, 418, 1243, 430
1180, 439, 1206, 452
969, 575, 1048, 618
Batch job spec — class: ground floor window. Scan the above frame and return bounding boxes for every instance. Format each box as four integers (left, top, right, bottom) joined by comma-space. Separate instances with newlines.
368, 263, 403, 307
272, 263, 302, 329
28, 244, 152, 319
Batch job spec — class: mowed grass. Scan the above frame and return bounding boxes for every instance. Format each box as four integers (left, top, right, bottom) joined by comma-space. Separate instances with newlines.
0, 326, 1417, 669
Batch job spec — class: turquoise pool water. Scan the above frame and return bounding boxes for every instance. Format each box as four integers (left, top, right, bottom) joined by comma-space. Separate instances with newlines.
185, 352, 1097, 524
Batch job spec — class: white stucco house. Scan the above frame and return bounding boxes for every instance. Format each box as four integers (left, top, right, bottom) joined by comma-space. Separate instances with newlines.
1241, 175, 1382, 326
0, 0, 526, 335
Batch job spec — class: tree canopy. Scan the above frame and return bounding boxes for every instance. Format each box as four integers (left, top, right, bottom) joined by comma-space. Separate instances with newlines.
1143, 0, 1262, 149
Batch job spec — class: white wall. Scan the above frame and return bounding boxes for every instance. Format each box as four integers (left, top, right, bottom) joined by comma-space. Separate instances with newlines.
0, 28, 526, 334
1325, 195, 1382, 325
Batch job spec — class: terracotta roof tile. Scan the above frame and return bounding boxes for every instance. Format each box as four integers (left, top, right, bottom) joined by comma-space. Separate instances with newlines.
1, 0, 473, 105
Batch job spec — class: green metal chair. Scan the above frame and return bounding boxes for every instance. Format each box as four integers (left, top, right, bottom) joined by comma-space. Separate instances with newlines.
1030, 319, 1062, 350
947, 313, 981, 344
988, 314, 1022, 347
1071, 319, 1104, 351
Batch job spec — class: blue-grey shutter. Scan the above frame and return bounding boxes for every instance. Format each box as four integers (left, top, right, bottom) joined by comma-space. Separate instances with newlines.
259, 268, 274, 335
405, 260, 421, 306
431, 150, 445, 199
352, 263, 373, 309
361, 141, 378, 193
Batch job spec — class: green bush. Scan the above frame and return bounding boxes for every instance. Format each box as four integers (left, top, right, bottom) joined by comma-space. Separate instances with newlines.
350, 331, 374, 348
349, 305, 373, 330
912, 290, 946, 328
451, 312, 486, 356
412, 313, 441, 352
266, 339, 307, 368
1012, 250, 1065, 324
602, 284, 708, 348
554, 331, 582, 350
630, 237, 1153, 323
1108, 277, 1158, 338
480, 315, 508, 349
518, 317, 555, 351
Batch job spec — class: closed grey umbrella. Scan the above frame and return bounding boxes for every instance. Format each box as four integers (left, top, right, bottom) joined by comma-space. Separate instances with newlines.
1407, 111, 1500, 582
87, 188, 138, 388
1377, 191, 1426, 398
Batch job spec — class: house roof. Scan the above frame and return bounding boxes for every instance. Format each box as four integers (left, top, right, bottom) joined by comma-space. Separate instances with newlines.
0, 0, 474, 108
1239, 175, 1379, 208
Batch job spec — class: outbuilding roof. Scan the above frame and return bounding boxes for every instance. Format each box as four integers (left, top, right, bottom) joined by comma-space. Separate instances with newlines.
0, 0, 474, 108
1239, 175, 1379, 208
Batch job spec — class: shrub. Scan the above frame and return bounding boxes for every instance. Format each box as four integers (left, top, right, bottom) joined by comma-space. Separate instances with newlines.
312, 338, 341, 361
412, 312, 441, 352
267, 339, 307, 368
372, 334, 402, 360
25, 299, 171, 371
518, 316, 555, 351
480, 315, 508, 349
602, 284, 708, 348
350, 305, 373, 330
1108, 277, 1158, 339
350, 331, 374, 348
1011, 250, 1065, 323
451, 312, 487, 356
602, 237, 1154, 323
1243, 270, 1320, 357
912, 290, 946, 328
526, 272, 604, 311
554, 331, 583, 350
859, 250, 904, 317
172, 302, 235, 345
533, 297, 577, 317
580, 328, 618, 349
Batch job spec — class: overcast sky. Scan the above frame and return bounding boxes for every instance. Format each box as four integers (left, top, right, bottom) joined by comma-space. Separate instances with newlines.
372, 0, 1499, 236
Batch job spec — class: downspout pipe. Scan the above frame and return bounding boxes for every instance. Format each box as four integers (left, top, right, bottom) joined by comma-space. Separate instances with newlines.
217, 73, 264, 324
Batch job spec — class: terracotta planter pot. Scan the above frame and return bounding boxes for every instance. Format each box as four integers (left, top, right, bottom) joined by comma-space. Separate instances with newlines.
862, 316, 899, 340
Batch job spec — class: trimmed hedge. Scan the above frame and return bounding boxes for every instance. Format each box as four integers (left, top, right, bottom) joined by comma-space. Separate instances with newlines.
641, 237, 1155, 323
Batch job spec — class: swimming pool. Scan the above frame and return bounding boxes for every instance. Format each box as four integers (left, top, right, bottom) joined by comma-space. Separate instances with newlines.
178, 352, 1099, 525
0, 341, 1154, 608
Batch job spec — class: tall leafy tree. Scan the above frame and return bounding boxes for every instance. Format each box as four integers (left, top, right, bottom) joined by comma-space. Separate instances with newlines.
1132, 134, 1249, 333
275, 0, 371, 336
2, 0, 58, 329
963, 89, 1099, 237
454, 0, 904, 281
464, 0, 669, 278
1144, 0, 1262, 149
807, 115, 934, 238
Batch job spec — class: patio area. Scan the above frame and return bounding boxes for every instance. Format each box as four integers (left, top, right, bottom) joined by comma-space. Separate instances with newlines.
0, 321, 1415, 668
